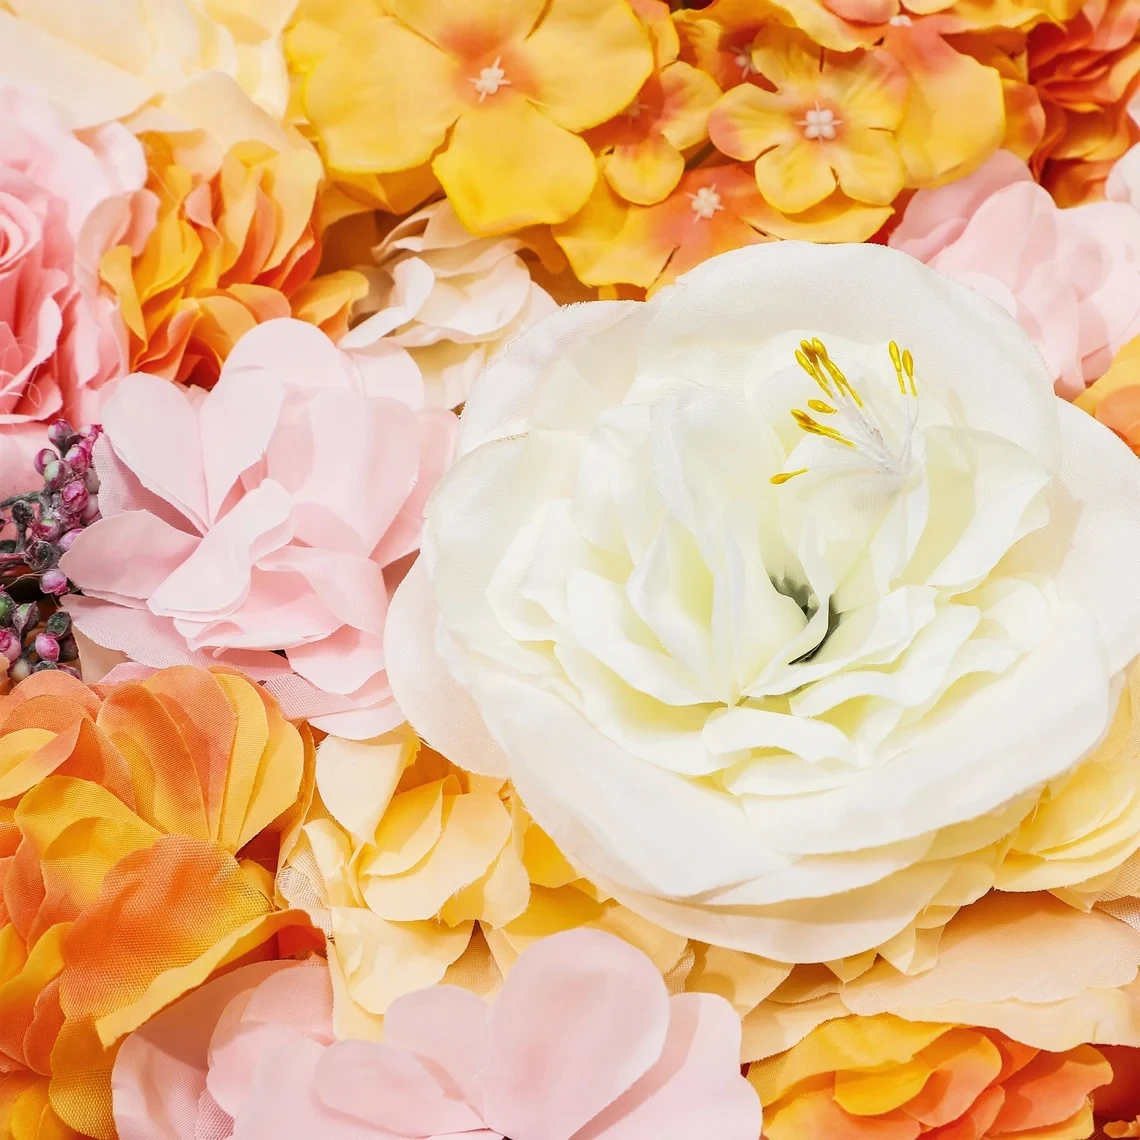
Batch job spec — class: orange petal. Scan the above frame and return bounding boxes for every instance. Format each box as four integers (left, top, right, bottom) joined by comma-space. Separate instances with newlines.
522, 0, 654, 133
304, 16, 461, 173
906, 1030, 1004, 1127
991, 1045, 1113, 1133
435, 98, 599, 233
1095, 1046, 1140, 1119
765, 1088, 922, 1140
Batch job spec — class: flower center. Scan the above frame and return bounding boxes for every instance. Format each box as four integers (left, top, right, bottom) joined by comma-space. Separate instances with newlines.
624, 96, 646, 120
772, 338, 919, 484
798, 103, 841, 141
469, 57, 510, 101
735, 48, 758, 76
889, 12, 913, 24
687, 186, 724, 220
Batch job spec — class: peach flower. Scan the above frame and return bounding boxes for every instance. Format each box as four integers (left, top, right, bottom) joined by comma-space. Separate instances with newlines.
890, 149, 1140, 398
111, 929, 761, 1140
59, 317, 456, 739
340, 201, 557, 409
0, 86, 151, 494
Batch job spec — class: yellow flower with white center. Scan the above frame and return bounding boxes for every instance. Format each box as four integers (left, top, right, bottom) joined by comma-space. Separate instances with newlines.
385, 241, 1140, 966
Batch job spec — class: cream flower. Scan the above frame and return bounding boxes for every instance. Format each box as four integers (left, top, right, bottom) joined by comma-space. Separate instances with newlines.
340, 202, 557, 409
386, 241, 1140, 965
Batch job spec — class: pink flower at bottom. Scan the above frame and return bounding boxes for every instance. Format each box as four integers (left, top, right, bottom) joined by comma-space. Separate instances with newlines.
111, 930, 760, 1140
59, 316, 455, 738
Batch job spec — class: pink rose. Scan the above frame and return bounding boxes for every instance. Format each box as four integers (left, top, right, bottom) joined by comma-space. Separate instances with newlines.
0, 87, 153, 493
112, 930, 760, 1140
890, 149, 1140, 398
60, 317, 455, 738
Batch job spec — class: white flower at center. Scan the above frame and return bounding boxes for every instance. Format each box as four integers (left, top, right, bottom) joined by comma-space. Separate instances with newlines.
470, 57, 510, 101
687, 186, 725, 220
799, 103, 840, 141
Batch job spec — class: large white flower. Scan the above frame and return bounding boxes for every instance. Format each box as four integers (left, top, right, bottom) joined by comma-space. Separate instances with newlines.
385, 242, 1140, 964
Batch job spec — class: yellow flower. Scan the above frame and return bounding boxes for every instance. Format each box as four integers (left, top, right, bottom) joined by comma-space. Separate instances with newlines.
1076, 336, 1140, 455
709, 24, 908, 217
99, 132, 365, 389
299, 0, 654, 235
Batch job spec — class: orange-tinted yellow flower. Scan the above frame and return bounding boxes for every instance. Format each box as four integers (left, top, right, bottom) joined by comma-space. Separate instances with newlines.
586, 0, 721, 206
1027, 0, 1140, 204
673, 0, 771, 98
710, 25, 908, 216
750, 1014, 1113, 1140
299, 0, 654, 236
0, 668, 317, 1140
1075, 336, 1140, 454
99, 133, 364, 389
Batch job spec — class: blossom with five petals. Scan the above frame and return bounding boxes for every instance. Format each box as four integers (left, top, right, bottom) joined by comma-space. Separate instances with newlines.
301, 0, 655, 235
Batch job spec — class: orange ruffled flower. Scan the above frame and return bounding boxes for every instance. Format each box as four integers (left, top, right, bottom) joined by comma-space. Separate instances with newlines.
1028, 0, 1140, 205
299, 0, 654, 236
0, 667, 316, 1140
1075, 336, 1140, 455
99, 133, 365, 390
749, 1014, 1113, 1140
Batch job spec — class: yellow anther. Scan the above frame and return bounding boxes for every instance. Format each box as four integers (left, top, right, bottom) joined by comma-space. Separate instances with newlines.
889, 340, 917, 396
791, 408, 856, 446
795, 347, 831, 396
902, 348, 916, 396
808, 338, 863, 407
807, 399, 835, 414
770, 468, 808, 485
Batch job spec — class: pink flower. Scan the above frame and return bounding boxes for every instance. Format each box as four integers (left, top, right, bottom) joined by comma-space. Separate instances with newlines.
889, 149, 1140, 398
0, 86, 153, 494
59, 317, 456, 738
111, 929, 760, 1140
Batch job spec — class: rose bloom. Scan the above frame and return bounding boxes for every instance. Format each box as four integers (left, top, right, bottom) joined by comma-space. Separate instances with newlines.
60, 317, 456, 739
386, 240, 1140, 965
0, 86, 150, 493
340, 201, 557, 410
112, 930, 760, 1140
890, 150, 1140, 399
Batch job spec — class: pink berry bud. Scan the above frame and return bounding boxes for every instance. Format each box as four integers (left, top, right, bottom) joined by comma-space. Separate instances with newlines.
34, 633, 60, 662
0, 630, 20, 664
8, 657, 31, 684
80, 494, 99, 524
58, 528, 83, 553
47, 420, 74, 451
39, 568, 69, 596
34, 448, 56, 474
61, 481, 88, 513
63, 444, 89, 473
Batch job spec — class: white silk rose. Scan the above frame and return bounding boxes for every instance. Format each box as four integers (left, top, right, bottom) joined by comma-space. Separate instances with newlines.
385, 242, 1140, 965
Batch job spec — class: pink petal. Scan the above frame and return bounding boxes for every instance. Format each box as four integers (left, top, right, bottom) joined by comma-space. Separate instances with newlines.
383, 985, 491, 1108
345, 339, 426, 407
306, 696, 405, 740
478, 929, 671, 1140
60, 511, 200, 603
149, 480, 293, 621
371, 407, 458, 568
101, 373, 208, 530
574, 993, 760, 1140
221, 317, 354, 395
258, 546, 390, 635
92, 434, 200, 533
286, 626, 386, 696
112, 961, 296, 1140
315, 1040, 486, 1136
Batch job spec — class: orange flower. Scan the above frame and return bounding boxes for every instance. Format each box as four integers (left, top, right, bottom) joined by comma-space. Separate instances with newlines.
0, 668, 317, 1140
1027, 0, 1140, 204
1097, 1046, 1140, 1136
98, 133, 365, 389
586, 0, 721, 206
298, 0, 654, 236
709, 24, 908, 237
1075, 336, 1140, 454
750, 1014, 1113, 1140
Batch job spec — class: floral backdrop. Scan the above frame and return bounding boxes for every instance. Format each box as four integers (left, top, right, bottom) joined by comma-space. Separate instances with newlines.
1, 0, 1140, 1138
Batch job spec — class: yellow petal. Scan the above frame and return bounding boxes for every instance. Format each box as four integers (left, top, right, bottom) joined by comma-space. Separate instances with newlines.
304, 16, 460, 173
435, 98, 599, 233
737, 188, 892, 242
658, 60, 722, 152
390, 0, 545, 50
315, 731, 414, 847
828, 129, 905, 205
833, 1056, 933, 1115
364, 779, 446, 877
522, 0, 653, 132
888, 24, 1004, 188
214, 672, 270, 852
604, 133, 685, 205
0, 729, 62, 801
754, 140, 837, 214
750, 23, 832, 94
686, 945, 793, 1014
709, 83, 798, 162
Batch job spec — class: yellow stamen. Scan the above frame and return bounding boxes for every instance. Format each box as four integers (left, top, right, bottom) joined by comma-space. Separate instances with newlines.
889, 340, 917, 396
807, 398, 835, 414
902, 348, 916, 396
796, 346, 831, 396
791, 408, 856, 446
810, 338, 863, 407
770, 468, 808, 485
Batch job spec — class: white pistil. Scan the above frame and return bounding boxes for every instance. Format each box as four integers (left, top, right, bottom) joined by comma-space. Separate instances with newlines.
798, 102, 840, 141
889, 12, 913, 25
470, 57, 510, 101
625, 97, 646, 120
687, 186, 725, 220
735, 48, 758, 76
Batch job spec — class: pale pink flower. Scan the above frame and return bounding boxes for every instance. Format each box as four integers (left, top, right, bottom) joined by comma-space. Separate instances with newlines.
59, 317, 456, 739
112, 929, 760, 1140
890, 149, 1140, 398
0, 86, 153, 493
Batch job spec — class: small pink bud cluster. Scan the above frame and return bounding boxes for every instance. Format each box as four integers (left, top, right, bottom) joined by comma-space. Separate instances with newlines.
0, 602, 79, 683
